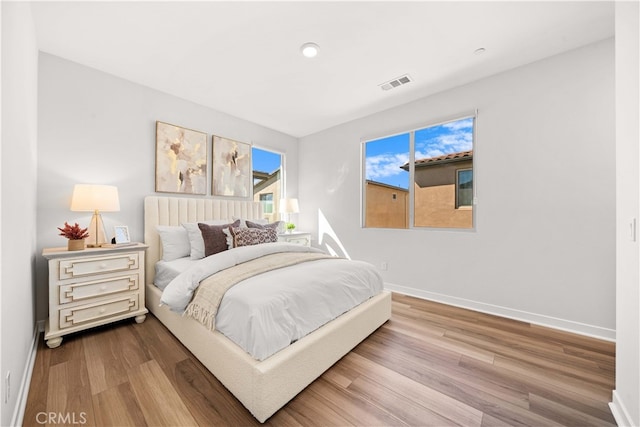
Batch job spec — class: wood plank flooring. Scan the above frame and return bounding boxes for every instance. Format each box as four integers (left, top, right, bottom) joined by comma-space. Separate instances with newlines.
23, 293, 616, 426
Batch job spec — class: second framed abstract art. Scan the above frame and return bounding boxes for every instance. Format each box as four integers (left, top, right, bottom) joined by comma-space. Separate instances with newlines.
212, 135, 252, 197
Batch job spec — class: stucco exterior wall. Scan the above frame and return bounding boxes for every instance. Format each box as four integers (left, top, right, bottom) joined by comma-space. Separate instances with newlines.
413, 159, 473, 228
365, 182, 408, 228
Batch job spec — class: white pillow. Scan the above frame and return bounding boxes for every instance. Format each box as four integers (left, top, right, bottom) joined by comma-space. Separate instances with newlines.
223, 227, 235, 250
156, 226, 190, 261
183, 220, 232, 260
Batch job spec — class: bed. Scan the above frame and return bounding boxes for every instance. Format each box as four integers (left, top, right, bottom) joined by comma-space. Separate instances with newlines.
144, 195, 392, 422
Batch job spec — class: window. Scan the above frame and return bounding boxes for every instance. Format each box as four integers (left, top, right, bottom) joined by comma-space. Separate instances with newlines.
252, 147, 283, 222
259, 193, 274, 213
363, 133, 410, 229
456, 169, 473, 208
363, 115, 475, 229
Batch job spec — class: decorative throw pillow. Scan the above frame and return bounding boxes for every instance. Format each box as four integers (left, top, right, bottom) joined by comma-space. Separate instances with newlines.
233, 217, 267, 228
246, 220, 284, 233
198, 220, 240, 257
156, 225, 190, 261
183, 219, 233, 260
227, 227, 278, 248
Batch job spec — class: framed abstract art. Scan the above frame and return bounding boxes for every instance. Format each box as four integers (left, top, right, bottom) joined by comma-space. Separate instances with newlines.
212, 135, 251, 197
155, 121, 207, 195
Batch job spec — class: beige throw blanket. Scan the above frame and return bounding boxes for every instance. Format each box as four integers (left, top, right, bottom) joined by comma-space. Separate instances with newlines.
184, 251, 333, 330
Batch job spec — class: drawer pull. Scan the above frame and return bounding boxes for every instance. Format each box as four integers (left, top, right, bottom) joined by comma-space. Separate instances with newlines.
100, 286, 107, 292
99, 308, 106, 314
99, 263, 107, 269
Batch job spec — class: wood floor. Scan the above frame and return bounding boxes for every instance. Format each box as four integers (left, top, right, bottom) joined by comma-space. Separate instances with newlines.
23, 293, 616, 426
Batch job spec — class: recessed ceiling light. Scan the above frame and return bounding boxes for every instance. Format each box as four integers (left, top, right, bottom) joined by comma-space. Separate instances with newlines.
301, 42, 320, 58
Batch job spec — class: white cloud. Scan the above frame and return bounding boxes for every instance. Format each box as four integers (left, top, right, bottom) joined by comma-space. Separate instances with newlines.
442, 117, 473, 131
366, 152, 408, 181
415, 119, 473, 159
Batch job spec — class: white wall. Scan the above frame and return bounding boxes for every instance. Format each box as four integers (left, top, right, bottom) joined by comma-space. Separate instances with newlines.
36, 53, 299, 321
611, 2, 640, 425
1, 2, 39, 426
299, 39, 616, 339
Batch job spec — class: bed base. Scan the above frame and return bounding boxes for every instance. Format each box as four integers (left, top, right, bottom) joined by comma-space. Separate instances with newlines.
146, 284, 391, 422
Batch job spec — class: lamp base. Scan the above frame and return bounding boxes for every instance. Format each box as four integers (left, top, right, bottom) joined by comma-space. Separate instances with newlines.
87, 212, 108, 247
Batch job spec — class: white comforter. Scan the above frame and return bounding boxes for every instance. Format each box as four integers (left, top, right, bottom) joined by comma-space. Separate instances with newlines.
161, 242, 383, 360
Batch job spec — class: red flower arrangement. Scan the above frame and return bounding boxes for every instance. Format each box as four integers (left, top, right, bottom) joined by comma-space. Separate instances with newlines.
57, 222, 89, 240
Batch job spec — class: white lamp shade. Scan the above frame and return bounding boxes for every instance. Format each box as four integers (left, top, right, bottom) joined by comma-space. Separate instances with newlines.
70, 184, 120, 212
279, 198, 299, 214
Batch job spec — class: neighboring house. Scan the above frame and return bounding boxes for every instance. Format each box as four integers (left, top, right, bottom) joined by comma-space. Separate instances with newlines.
401, 150, 473, 229
365, 180, 409, 228
253, 168, 281, 223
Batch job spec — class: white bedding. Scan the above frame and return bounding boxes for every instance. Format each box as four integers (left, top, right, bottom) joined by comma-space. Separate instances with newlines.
154, 257, 198, 290
161, 242, 384, 360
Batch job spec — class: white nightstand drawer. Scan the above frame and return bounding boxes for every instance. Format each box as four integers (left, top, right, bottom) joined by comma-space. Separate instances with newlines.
59, 294, 139, 329
278, 232, 311, 247
286, 236, 310, 246
59, 275, 139, 304
59, 253, 139, 280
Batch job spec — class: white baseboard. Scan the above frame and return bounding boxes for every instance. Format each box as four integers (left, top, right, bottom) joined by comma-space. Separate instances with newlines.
10, 320, 43, 427
384, 283, 615, 342
609, 390, 636, 427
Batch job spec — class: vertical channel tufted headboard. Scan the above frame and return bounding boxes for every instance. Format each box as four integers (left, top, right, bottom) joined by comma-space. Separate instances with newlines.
144, 196, 262, 285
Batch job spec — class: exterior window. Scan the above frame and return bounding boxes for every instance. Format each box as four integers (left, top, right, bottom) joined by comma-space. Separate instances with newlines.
363, 115, 475, 229
252, 147, 282, 222
456, 169, 473, 208
259, 193, 274, 214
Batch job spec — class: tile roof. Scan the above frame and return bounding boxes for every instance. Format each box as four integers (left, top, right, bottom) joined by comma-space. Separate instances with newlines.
400, 150, 473, 170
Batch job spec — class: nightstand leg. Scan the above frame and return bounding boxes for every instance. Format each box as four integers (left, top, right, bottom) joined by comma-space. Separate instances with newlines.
46, 337, 63, 349
134, 314, 146, 324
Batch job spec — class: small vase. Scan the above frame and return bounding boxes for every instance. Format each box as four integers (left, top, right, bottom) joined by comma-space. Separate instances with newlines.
68, 239, 85, 251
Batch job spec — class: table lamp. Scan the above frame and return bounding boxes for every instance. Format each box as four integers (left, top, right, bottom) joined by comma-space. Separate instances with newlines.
279, 198, 299, 224
70, 184, 120, 247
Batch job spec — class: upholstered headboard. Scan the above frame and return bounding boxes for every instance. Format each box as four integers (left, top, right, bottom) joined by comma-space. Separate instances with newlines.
144, 196, 262, 284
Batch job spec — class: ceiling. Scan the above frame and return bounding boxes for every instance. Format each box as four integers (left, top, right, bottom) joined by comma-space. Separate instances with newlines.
31, 1, 615, 138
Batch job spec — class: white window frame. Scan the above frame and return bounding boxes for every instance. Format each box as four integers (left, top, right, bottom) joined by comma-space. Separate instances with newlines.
251, 145, 286, 213
361, 111, 478, 231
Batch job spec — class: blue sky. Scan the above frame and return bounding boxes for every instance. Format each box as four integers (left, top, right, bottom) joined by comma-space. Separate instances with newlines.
365, 117, 474, 189
252, 147, 281, 173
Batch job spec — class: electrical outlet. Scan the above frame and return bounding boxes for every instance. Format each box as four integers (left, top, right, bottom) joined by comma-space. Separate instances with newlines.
4, 371, 10, 404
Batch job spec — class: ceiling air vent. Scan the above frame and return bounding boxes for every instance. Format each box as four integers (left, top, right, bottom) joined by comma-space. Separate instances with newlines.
379, 74, 412, 91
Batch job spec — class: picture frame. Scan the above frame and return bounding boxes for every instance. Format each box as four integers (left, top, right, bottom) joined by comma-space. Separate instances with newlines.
212, 135, 252, 197
155, 121, 208, 195
114, 226, 131, 244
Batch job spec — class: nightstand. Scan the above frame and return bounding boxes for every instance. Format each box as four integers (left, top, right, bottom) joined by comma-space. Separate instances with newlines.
42, 243, 148, 348
278, 232, 311, 247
